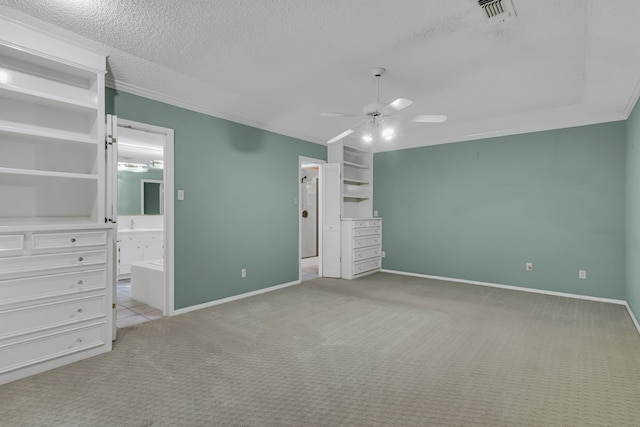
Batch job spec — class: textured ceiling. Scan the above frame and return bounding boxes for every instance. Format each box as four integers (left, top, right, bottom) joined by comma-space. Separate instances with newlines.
1, 0, 640, 152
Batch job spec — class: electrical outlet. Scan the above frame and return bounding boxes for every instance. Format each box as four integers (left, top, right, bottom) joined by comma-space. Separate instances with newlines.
373, 210, 379, 217
177, 190, 184, 201
241, 268, 246, 278
526, 262, 533, 271
579, 270, 587, 279
381, 251, 385, 258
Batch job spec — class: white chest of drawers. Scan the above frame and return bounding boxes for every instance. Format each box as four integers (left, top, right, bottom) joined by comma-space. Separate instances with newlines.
341, 218, 382, 279
0, 226, 113, 385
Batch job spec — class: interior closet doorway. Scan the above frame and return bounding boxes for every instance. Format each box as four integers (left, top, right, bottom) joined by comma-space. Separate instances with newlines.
107, 116, 175, 335
299, 156, 326, 282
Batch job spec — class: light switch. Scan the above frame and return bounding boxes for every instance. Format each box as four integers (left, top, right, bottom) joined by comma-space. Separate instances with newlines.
178, 190, 184, 200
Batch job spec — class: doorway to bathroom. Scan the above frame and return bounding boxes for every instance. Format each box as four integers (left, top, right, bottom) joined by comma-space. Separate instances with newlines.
299, 156, 326, 282
106, 116, 175, 334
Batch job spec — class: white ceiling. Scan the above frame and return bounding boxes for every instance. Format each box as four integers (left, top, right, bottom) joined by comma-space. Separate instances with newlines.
2, 0, 640, 152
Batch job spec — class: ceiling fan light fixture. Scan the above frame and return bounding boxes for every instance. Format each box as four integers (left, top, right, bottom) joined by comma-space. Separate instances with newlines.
322, 67, 447, 145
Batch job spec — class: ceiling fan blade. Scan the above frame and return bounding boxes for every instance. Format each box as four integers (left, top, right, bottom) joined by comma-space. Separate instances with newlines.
320, 112, 362, 118
411, 114, 448, 123
380, 98, 413, 115
326, 129, 355, 144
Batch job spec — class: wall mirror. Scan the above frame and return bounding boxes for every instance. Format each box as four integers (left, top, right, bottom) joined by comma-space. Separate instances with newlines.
142, 179, 164, 215
117, 127, 165, 215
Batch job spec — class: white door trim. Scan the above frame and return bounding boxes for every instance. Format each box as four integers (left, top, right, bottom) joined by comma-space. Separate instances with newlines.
299, 156, 326, 280
117, 119, 175, 316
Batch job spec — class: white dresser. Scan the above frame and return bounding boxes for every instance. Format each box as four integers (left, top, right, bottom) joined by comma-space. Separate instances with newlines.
0, 18, 114, 384
326, 141, 383, 279
0, 226, 113, 384
341, 218, 382, 279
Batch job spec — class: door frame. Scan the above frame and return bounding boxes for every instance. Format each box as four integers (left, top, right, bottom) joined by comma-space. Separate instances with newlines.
299, 156, 326, 280
117, 118, 176, 316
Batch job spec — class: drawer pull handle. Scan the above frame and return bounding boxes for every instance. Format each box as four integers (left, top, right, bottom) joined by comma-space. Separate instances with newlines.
71, 238, 76, 243
76, 338, 83, 343
78, 257, 84, 262
77, 308, 83, 313
77, 280, 83, 285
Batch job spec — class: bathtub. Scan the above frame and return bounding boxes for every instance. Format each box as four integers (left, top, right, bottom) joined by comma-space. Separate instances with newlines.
130, 259, 164, 311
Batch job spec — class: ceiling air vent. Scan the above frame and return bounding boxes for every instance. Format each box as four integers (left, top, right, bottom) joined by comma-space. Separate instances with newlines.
479, 0, 516, 23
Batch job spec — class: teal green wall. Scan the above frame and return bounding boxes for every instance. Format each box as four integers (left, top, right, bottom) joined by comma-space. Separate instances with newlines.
107, 89, 326, 309
374, 122, 627, 299
118, 169, 164, 215
627, 103, 640, 320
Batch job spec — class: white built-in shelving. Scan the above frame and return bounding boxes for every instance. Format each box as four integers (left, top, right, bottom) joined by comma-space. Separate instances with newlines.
329, 143, 374, 218
0, 29, 104, 224
327, 141, 381, 279
0, 16, 113, 385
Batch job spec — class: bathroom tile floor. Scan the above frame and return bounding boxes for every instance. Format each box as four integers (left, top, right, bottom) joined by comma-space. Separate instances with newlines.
301, 265, 319, 282
116, 279, 163, 328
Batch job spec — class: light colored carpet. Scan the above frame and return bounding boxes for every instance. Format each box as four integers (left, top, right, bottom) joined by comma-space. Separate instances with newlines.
1, 272, 640, 426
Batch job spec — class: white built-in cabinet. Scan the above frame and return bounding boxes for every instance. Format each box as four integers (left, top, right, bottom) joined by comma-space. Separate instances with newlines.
327, 142, 382, 279
328, 143, 373, 218
0, 17, 113, 385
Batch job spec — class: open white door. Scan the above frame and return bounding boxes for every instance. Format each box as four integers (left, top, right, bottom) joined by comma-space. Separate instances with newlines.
105, 114, 118, 340
320, 163, 341, 278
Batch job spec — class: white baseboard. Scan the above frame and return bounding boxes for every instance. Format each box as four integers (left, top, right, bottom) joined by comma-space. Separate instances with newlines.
380, 269, 627, 305
174, 280, 301, 315
624, 303, 640, 336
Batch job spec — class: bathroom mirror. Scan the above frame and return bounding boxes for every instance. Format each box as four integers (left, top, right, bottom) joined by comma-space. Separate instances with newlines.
118, 168, 164, 215
142, 180, 164, 215
117, 127, 164, 215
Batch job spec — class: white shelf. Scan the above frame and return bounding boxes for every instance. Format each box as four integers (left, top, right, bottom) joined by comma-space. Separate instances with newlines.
343, 160, 368, 169
0, 217, 97, 230
343, 177, 369, 185
0, 167, 98, 180
0, 43, 101, 80
0, 120, 97, 145
0, 85, 97, 113
344, 195, 370, 201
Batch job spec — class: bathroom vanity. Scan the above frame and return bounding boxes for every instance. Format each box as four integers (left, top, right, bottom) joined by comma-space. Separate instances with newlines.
117, 229, 164, 278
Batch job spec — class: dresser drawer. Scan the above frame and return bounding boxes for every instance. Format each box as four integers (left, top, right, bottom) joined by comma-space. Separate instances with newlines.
353, 220, 370, 228
353, 227, 381, 237
0, 269, 106, 306
0, 294, 106, 339
368, 219, 382, 228
0, 250, 107, 276
353, 235, 380, 249
0, 322, 106, 374
352, 258, 381, 276
0, 235, 24, 254
32, 231, 107, 250
353, 246, 381, 262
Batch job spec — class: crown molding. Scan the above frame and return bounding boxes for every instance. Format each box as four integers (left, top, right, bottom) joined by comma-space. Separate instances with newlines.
105, 78, 324, 146
107, 78, 635, 154
373, 112, 629, 153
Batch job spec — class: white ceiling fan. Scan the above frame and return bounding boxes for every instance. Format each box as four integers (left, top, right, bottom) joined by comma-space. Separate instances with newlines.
323, 67, 447, 144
